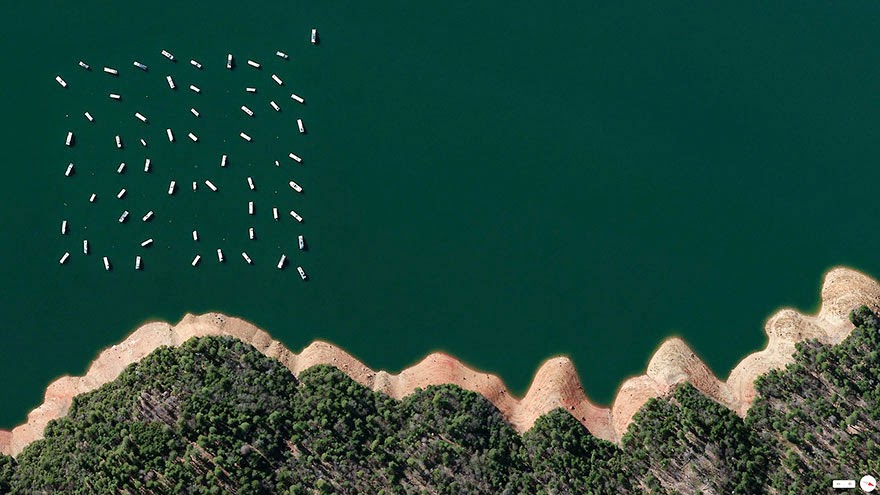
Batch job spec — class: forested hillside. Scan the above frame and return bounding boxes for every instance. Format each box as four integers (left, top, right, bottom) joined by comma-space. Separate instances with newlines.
1, 306, 879, 494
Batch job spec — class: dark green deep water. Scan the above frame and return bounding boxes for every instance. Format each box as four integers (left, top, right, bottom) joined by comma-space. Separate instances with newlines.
1, 1, 879, 427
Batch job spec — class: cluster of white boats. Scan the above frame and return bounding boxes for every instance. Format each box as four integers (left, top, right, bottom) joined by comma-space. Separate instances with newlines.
56, 30, 319, 280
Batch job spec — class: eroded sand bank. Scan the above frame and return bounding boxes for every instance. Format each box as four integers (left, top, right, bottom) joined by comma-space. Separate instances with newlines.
2, 267, 878, 457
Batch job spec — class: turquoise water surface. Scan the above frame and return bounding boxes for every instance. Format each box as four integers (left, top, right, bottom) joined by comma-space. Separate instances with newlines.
2, 1, 880, 427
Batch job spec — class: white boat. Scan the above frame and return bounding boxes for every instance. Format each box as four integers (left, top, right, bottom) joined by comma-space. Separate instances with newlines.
103, 66, 118, 75
161, 50, 175, 61
103, 257, 111, 271
241, 252, 253, 264
247, 177, 255, 190
65, 163, 74, 177
135, 112, 148, 122
83, 239, 89, 254
168, 180, 176, 195
84, 112, 94, 122
166, 128, 175, 142
109, 93, 121, 100
241, 105, 254, 117
297, 119, 305, 133
78, 61, 90, 70
115, 135, 123, 148
191, 108, 200, 117
166, 75, 176, 89
55, 75, 67, 87
221, 154, 228, 167
288, 152, 302, 163
240, 132, 252, 142
116, 188, 126, 199
272, 207, 279, 220
189, 84, 201, 93
288, 180, 303, 193
276, 51, 289, 59
271, 74, 283, 85
298, 235, 305, 250
270, 101, 280, 111
89, 193, 97, 203
297, 266, 307, 280
226, 53, 234, 69
246, 87, 257, 93
190, 59, 202, 69
277, 254, 287, 269
188, 132, 198, 142
60, 252, 70, 264
290, 93, 305, 104
205, 180, 217, 191
191, 255, 201, 266
133, 61, 148, 71
140, 138, 147, 146
117, 162, 126, 174
192, 181, 198, 191
217, 248, 224, 262
118, 211, 130, 223
144, 158, 151, 172
248, 227, 255, 239
248, 201, 254, 215
135, 256, 142, 270
247, 59, 260, 68
142, 211, 154, 222
61, 220, 68, 234
311, 28, 318, 44
65, 131, 73, 146
193, 230, 199, 241
274, 160, 280, 167
290, 210, 303, 222
141, 238, 153, 247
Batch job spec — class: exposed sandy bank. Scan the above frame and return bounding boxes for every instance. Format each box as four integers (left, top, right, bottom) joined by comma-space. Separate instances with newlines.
2, 267, 878, 457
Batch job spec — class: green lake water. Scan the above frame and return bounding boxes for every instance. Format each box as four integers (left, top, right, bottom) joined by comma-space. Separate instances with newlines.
2, 1, 880, 427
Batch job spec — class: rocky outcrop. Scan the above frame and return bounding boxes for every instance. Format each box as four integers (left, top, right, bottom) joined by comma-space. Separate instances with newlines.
2, 267, 878, 457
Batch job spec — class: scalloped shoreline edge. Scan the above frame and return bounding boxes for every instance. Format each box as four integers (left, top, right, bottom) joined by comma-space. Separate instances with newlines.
2, 266, 879, 457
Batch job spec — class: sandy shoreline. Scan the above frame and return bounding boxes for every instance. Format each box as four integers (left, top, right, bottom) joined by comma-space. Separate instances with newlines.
2, 266, 878, 457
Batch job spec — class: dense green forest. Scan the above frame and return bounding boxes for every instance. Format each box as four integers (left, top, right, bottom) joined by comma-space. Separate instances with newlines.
1, 306, 879, 494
